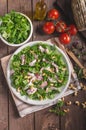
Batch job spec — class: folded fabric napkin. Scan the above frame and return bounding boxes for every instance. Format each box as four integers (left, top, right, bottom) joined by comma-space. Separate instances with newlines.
1, 38, 81, 117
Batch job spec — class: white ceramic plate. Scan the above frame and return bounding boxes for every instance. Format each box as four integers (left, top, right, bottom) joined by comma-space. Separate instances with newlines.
7, 41, 71, 105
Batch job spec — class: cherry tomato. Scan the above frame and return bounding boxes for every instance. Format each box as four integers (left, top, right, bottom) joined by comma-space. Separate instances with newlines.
59, 33, 71, 44
47, 9, 60, 20
56, 21, 67, 33
43, 22, 55, 34
68, 24, 77, 35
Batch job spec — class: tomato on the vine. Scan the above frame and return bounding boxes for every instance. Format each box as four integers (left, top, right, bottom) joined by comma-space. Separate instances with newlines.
47, 9, 60, 20
68, 24, 77, 35
43, 22, 55, 34
59, 33, 71, 44
56, 21, 67, 33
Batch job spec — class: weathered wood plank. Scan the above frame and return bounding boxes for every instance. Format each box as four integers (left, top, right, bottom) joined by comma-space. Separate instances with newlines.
61, 90, 86, 130
35, 107, 60, 130
7, 0, 34, 130
8, 94, 34, 130
0, 1, 8, 130
0, 0, 7, 16
0, 65, 8, 130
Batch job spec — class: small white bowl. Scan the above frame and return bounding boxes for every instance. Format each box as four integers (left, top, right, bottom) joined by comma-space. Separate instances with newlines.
0, 12, 33, 47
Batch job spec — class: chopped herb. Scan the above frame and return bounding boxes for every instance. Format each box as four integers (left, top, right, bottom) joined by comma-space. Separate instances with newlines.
49, 100, 66, 116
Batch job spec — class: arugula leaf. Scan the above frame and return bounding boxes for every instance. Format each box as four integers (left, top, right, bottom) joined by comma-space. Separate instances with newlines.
0, 11, 31, 44
10, 43, 68, 100
49, 100, 66, 116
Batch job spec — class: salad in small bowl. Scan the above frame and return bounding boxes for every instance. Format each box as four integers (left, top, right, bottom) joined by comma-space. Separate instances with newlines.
7, 41, 71, 105
0, 11, 33, 47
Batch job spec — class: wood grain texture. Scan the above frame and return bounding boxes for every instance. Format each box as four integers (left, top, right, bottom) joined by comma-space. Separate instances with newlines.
7, 0, 35, 130
61, 90, 86, 130
35, 107, 60, 130
0, 1, 8, 130
0, 0, 7, 15
9, 94, 34, 130
0, 65, 8, 130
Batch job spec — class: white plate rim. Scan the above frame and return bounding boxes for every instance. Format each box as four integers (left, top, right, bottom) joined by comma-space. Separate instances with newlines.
7, 41, 71, 105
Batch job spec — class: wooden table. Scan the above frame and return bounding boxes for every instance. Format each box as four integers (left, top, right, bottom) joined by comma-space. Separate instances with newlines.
0, 0, 86, 130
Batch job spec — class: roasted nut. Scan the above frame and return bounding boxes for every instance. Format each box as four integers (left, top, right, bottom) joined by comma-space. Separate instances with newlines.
28, 76, 32, 79
69, 84, 76, 90
80, 82, 84, 88
63, 108, 70, 113
61, 97, 64, 101
70, 83, 74, 87
84, 102, 86, 105
27, 79, 30, 82
80, 83, 86, 90
81, 103, 86, 108
66, 101, 72, 106
17, 87, 20, 92
68, 84, 73, 89
72, 87, 77, 90
82, 86, 86, 91
24, 75, 28, 79
75, 101, 80, 106
74, 91, 78, 96
42, 73, 46, 76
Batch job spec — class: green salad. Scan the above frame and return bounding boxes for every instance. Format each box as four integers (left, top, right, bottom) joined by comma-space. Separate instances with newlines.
0, 11, 31, 44
10, 42, 68, 100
